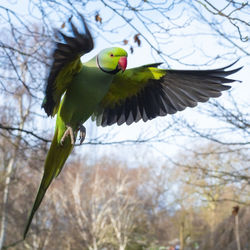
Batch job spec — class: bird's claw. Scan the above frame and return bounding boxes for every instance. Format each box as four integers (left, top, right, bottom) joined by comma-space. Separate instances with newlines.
79, 125, 86, 145
60, 126, 75, 145
60, 125, 86, 146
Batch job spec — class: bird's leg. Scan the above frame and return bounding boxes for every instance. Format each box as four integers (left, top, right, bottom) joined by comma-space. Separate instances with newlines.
78, 125, 86, 145
60, 125, 75, 145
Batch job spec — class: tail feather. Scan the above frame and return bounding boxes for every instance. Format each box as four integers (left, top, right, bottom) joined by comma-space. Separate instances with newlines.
23, 128, 73, 239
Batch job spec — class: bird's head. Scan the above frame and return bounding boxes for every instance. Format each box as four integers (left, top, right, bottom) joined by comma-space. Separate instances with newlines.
97, 47, 128, 74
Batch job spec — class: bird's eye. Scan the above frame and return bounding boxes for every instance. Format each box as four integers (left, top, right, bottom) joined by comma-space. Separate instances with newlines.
110, 53, 114, 57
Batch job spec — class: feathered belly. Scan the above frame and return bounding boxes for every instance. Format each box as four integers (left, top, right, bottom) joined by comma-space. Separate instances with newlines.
59, 68, 114, 128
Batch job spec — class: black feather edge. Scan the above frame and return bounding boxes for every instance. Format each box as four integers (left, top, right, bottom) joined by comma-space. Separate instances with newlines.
42, 15, 94, 116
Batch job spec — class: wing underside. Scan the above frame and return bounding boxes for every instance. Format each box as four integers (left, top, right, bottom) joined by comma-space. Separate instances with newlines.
93, 61, 242, 126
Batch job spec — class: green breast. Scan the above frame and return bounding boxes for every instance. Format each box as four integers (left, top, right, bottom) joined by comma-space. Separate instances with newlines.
59, 64, 114, 128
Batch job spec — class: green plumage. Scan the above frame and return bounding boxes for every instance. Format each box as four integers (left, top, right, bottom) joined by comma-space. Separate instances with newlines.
23, 51, 121, 238
24, 16, 241, 239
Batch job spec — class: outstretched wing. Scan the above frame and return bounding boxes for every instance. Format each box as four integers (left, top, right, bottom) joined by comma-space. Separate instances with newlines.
42, 15, 94, 117
93, 61, 242, 126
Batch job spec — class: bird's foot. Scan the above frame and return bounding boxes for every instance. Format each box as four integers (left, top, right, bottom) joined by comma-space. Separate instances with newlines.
79, 125, 86, 145
60, 125, 75, 145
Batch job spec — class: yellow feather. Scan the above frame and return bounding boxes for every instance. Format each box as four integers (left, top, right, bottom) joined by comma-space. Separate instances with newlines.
101, 66, 166, 108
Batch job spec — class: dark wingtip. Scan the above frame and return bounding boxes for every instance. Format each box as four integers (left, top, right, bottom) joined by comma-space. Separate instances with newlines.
219, 62, 243, 83
42, 14, 94, 118
41, 97, 54, 117
214, 59, 243, 74
229, 66, 243, 76
224, 58, 240, 69
213, 58, 240, 71
143, 62, 163, 68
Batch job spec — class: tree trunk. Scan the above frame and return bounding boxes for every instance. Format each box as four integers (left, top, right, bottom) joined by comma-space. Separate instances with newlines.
119, 244, 126, 250
0, 92, 29, 248
0, 158, 14, 249
235, 214, 241, 250
179, 221, 185, 250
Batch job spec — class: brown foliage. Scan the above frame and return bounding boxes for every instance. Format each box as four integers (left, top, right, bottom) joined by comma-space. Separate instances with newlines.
200, 207, 250, 250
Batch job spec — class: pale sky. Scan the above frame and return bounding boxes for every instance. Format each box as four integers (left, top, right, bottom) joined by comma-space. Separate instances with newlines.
2, 0, 249, 166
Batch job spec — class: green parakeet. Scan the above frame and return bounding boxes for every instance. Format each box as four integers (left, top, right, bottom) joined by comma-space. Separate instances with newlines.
23, 15, 242, 238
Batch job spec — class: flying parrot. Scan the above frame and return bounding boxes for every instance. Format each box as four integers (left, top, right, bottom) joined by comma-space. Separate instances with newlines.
23, 15, 242, 238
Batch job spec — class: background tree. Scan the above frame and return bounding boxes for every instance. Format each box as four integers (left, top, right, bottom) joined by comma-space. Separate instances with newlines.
0, 1, 249, 249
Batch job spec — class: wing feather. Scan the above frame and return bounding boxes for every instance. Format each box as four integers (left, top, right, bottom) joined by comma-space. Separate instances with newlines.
42, 15, 94, 116
93, 61, 242, 126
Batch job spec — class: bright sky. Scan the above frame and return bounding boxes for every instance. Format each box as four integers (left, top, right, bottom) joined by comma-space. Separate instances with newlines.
80, 1, 249, 165
2, 0, 249, 167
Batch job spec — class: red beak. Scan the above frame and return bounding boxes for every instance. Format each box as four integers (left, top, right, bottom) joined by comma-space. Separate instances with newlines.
118, 56, 127, 72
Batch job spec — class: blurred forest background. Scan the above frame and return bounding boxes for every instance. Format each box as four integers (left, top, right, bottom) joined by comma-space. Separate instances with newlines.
0, 0, 249, 249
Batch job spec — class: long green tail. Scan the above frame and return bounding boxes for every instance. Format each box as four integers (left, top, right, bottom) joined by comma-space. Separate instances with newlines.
23, 127, 74, 239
